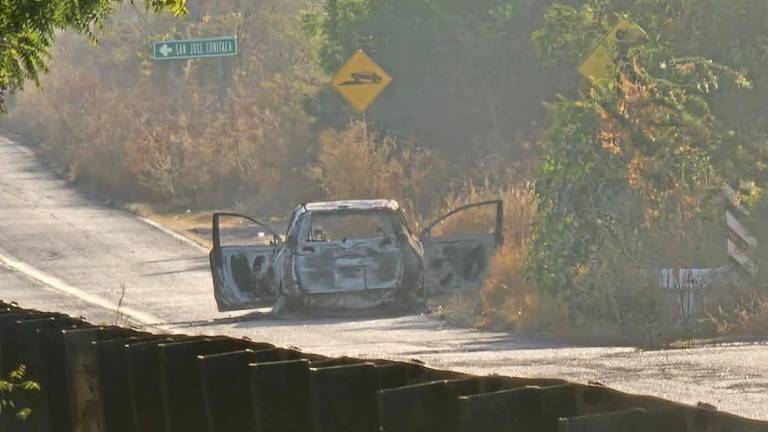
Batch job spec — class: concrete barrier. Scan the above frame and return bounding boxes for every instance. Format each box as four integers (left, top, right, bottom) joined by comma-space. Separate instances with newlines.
1, 302, 766, 432
10, 317, 85, 432
199, 347, 313, 432
0, 316, 83, 432
379, 377, 569, 432
125, 337, 189, 432
94, 336, 159, 432
0, 312, 67, 374
311, 363, 380, 432
559, 408, 652, 432
456, 385, 579, 432
38, 323, 90, 432
251, 359, 313, 432
379, 380, 458, 432
199, 349, 275, 432
677, 405, 768, 432
157, 337, 271, 432
62, 327, 137, 432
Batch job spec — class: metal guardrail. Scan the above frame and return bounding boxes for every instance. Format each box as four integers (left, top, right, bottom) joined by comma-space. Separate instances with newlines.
1, 301, 767, 432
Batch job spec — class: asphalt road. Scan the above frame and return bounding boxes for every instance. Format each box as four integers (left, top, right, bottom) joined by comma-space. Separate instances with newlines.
0, 134, 766, 420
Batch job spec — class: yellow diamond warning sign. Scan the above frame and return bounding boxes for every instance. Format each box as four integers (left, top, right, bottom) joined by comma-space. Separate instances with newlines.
578, 19, 646, 83
332, 50, 392, 112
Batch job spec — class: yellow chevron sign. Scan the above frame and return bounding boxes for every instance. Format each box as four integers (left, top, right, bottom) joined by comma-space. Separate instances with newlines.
579, 19, 645, 83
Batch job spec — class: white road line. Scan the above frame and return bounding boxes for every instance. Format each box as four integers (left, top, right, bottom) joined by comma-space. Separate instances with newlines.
137, 216, 209, 252
5, 136, 207, 253
0, 248, 165, 326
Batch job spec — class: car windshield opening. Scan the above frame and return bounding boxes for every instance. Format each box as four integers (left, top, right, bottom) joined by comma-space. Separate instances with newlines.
306, 212, 394, 242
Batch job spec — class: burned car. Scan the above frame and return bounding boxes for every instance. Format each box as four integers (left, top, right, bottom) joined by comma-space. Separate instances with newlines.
209, 199, 503, 313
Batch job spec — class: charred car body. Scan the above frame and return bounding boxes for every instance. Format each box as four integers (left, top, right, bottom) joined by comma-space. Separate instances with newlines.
210, 199, 503, 313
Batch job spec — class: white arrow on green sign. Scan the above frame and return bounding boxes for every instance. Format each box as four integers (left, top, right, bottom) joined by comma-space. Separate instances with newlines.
153, 37, 238, 60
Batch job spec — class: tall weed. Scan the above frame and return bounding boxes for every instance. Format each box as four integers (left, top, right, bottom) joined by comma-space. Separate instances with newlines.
308, 120, 440, 218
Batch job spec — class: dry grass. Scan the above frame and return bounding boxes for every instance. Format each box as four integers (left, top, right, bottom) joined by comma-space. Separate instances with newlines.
430, 183, 662, 345
307, 121, 440, 218
430, 182, 568, 335
427, 178, 535, 235
310, 122, 408, 200
744, 298, 768, 335
731, 297, 768, 336
437, 241, 634, 344
479, 244, 559, 333
705, 292, 768, 337
3, 3, 321, 214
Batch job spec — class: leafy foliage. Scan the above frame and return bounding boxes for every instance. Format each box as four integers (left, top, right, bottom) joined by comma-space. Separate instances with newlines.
0, 365, 40, 421
0, 0, 187, 111
529, 1, 764, 333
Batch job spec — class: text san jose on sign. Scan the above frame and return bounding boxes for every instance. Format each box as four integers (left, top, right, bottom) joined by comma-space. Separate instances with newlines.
153, 36, 238, 60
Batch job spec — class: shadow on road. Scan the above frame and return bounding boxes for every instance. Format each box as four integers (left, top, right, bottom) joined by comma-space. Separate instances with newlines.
143, 255, 208, 264
140, 264, 209, 277
162, 306, 426, 330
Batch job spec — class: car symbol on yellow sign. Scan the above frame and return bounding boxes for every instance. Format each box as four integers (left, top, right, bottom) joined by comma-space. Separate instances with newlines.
332, 50, 392, 112
578, 19, 646, 83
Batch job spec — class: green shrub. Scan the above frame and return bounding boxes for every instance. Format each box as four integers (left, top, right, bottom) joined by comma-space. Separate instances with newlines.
0, 365, 40, 421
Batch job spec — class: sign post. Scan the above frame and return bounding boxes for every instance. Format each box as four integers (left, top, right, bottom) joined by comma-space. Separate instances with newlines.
153, 37, 238, 61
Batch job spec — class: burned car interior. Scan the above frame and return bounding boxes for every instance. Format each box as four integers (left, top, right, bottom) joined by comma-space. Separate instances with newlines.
295, 210, 403, 297
420, 201, 504, 294
210, 213, 282, 310
209, 200, 504, 313
304, 212, 396, 242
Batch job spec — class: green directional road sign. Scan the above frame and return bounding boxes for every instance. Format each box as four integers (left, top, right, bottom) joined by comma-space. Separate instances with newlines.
153, 37, 238, 60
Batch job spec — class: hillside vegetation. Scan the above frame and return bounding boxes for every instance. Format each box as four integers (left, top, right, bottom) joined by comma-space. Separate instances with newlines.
4, 0, 768, 343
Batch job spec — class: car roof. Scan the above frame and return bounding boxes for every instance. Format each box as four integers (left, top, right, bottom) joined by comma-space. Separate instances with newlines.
301, 199, 400, 213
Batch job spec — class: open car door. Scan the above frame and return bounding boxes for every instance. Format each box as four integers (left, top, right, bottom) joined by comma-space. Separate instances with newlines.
420, 200, 504, 294
210, 213, 282, 312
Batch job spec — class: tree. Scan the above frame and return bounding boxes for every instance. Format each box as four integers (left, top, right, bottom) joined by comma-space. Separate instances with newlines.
528, 1, 764, 332
0, 0, 187, 111
303, 0, 563, 166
